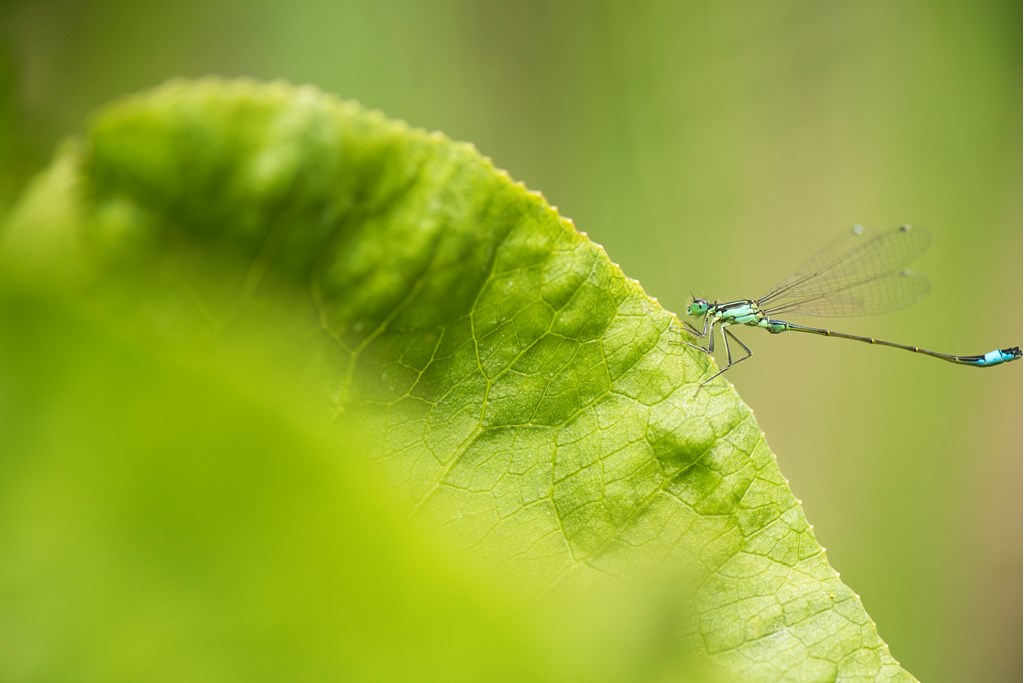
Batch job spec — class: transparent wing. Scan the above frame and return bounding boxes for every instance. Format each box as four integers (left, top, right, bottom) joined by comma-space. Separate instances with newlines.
757, 224, 932, 318
760, 269, 930, 317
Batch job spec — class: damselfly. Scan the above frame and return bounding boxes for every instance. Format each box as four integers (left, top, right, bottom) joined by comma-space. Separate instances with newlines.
678, 224, 1021, 386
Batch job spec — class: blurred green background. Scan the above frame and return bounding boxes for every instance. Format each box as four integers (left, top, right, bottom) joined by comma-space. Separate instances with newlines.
2, 1, 1020, 680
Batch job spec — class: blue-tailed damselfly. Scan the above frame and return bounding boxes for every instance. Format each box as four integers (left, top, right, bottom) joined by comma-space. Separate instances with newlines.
679, 224, 1021, 385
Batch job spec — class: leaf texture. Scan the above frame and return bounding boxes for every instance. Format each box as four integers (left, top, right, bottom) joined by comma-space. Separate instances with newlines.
0, 79, 917, 682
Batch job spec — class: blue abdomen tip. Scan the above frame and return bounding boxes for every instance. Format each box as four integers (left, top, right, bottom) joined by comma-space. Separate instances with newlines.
981, 348, 1022, 366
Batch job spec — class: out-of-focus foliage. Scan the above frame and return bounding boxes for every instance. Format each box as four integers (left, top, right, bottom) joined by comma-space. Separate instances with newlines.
0, 80, 917, 681
0, 278, 547, 683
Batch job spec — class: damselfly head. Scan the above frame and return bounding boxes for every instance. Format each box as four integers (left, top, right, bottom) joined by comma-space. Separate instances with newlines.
687, 298, 710, 317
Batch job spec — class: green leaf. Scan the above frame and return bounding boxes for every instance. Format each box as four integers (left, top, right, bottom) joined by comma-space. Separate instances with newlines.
0, 282, 555, 683
2, 79, 917, 682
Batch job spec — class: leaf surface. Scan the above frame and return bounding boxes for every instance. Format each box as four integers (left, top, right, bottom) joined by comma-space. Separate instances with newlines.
1, 79, 916, 682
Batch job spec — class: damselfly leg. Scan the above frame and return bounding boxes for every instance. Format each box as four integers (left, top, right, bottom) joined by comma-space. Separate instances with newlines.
671, 316, 713, 354
698, 327, 752, 386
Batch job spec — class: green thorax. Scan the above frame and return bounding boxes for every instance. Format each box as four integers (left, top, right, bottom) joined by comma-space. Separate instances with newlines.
713, 300, 786, 333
